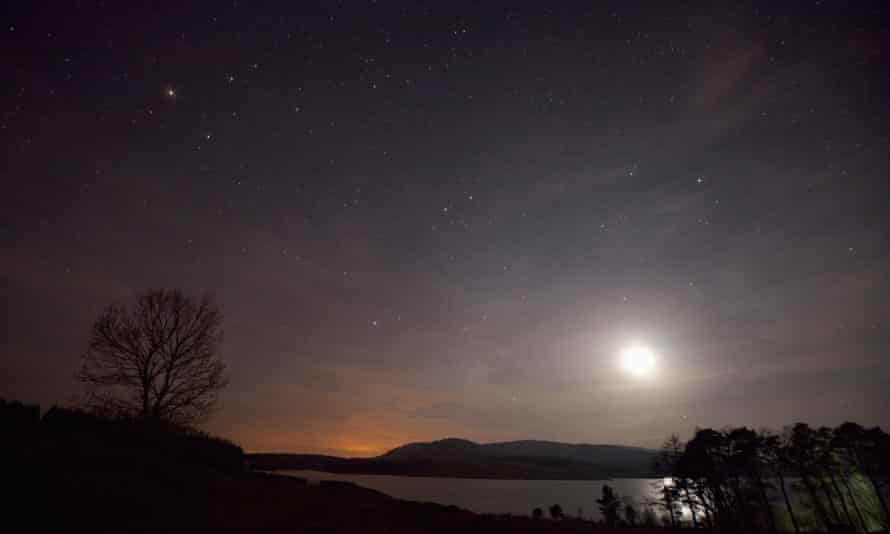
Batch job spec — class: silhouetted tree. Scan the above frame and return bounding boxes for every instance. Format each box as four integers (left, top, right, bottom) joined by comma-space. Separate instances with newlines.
676, 441, 716, 529
749, 430, 781, 534
662, 422, 889, 534
622, 499, 638, 526
725, 427, 779, 532
864, 425, 890, 530
76, 289, 228, 426
787, 423, 835, 529
657, 434, 696, 527
684, 428, 733, 526
762, 430, 802, 534
597, 484, 621, 527
836, 422, 890, 529
653, 479, 681, 528
833, 424, 872, 532
548, 503, 563, 520
531, 507, 543, 519
815, 426, 857, 530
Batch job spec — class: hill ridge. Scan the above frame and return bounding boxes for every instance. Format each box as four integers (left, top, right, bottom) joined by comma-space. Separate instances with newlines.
249, 437, 660, 480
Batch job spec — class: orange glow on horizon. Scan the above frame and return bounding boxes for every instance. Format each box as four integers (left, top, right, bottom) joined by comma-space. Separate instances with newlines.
329, 439, 389, 457
230, 426, 402, 457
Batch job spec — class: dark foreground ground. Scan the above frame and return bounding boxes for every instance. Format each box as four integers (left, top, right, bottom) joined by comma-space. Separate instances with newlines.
7, 403, 888, 533
4, 403, 682, 533
22, 464, 683, 533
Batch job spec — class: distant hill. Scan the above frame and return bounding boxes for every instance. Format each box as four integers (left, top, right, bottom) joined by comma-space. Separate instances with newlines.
248, 438, 660, 479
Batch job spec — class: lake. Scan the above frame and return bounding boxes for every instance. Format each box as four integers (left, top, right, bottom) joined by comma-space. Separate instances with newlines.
278, 470, 678, 520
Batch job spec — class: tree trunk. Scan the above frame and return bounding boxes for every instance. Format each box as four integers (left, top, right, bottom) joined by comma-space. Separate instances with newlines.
820, 475, 842, 524
141, 386, 150, 417
864, 469, 890, 530
666, 489, 677, 527
841, 474, 867, 534
732, 475, 752, 530
854, 448, 890, 529
712, 482, 730, 525
829, 473, 855, 531
756, 475, 778, 534
777, 472, 801, 534
803, 476, 833, 530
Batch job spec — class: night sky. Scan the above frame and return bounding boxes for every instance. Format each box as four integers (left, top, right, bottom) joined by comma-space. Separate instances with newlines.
3, 2, 889, 456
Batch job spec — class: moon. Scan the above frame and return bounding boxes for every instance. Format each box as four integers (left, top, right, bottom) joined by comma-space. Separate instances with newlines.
620, 344, 657, 377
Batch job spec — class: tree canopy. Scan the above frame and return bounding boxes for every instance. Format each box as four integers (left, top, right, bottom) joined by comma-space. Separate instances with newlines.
77, 289, 228, 426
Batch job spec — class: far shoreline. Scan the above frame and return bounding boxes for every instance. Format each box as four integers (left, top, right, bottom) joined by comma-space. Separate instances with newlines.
261, 467, 651, 482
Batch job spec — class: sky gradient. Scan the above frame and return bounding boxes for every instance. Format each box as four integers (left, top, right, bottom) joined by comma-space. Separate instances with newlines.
2, 2, 889, 456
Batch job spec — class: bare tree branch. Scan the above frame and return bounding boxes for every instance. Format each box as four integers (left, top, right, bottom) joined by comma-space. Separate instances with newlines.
76, 289, 228, 427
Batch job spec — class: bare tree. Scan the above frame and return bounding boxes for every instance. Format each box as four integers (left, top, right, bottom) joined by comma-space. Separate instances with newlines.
77, 289, 228, 426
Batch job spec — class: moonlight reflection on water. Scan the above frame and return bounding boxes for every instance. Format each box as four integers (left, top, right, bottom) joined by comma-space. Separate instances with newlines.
282, 470, 670, 520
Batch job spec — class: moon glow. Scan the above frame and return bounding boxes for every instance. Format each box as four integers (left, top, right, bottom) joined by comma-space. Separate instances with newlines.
620, 345, 657, 377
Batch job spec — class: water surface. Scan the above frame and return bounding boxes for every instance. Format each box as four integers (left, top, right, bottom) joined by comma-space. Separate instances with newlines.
280, 470, 665, 519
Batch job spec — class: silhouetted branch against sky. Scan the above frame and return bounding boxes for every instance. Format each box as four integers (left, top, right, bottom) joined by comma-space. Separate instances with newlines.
77, 289, 227, 426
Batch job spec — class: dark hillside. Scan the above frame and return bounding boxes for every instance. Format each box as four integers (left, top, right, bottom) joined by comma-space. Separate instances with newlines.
250, 437, 659, 479
2, 399, 676, 533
